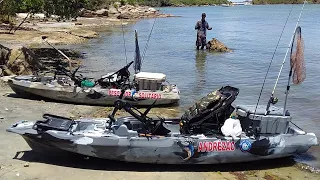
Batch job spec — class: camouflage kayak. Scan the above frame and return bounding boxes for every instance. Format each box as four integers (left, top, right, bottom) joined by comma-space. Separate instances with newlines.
6, 73, 180, 106
6, 86, 318, 164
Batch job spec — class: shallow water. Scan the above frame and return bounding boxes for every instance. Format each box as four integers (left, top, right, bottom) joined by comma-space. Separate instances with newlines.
61, 5, 320, 168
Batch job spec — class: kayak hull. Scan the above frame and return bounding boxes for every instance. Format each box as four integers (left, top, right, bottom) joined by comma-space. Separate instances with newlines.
7, 76, 180, 106
7, 119, 318, 165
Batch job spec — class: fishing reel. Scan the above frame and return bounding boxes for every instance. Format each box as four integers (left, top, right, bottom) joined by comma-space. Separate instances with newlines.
96, 61, 133, 88
270, 96, 278, 105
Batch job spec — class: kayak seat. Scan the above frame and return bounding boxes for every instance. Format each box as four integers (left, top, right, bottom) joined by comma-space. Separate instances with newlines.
33, 113, 74, 132
179, 86, 239, 135
113, 124, 138, 137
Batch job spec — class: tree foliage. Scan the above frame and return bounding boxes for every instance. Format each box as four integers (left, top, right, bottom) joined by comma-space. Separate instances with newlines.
252, 0, 305, 4
19, 0, 44, 13
0, 0, 20, 23
44, 0, 88, 20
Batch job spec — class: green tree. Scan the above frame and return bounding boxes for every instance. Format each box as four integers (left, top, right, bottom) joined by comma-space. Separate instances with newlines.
0, 0, 20, 23
12, 0, 44, 33
44, 0, 88, 21
19, 0, 44, 13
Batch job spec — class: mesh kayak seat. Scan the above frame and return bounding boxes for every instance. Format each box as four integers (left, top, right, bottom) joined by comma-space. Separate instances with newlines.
179, 86, 239, 135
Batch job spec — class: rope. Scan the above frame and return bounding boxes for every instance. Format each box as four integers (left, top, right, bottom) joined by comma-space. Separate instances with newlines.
253, 5, 295, 115
120, 14, 128, 64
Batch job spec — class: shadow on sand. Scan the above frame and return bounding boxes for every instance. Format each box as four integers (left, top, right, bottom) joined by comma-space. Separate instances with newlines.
12, 150, 304, 172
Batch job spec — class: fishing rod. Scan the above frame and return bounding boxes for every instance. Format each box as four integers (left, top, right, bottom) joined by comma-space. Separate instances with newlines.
141, 4, 161, 63
132, 6, 161, 75
119, 13, 128, 65
41, 36, 73, 71
253, 5, 295, 117
265, 0, 307, 115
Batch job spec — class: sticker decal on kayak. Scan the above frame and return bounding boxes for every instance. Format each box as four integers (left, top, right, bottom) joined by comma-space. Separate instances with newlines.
108, 89, 132, 97
239, 139, 252, 152
198, 140, 235, 152
138, 92, 162, 99
108, 89, 162, 99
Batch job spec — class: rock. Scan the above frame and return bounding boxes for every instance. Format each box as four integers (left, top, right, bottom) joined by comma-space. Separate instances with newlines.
148, 7, 157, 13
95, 9, 109, 17
206, 38, 231, 52
117, 12, 131, 19
75, 22, 82, 25
23, 163, 29, 167
70, 29, 98, 39
108, 5, 119, 15
78, 9, 97, 18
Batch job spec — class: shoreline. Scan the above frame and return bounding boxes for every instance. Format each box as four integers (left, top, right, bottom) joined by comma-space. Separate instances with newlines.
0, 17, 134, 48
0, 4, 178, 48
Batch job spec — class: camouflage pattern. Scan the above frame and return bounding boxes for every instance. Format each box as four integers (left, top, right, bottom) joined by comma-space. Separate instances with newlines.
6, 111, 318, 164
195, 20, 210, 47
181, 89, 221, 120
6, 75, 180, 106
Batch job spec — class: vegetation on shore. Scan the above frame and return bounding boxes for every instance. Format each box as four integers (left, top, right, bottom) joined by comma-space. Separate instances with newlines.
0, 0, 88, 23
1, 0, 319, 25
252, 0, 319, 4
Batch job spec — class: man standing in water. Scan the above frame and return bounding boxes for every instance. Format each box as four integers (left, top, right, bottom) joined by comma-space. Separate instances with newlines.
195, 13, 212, 50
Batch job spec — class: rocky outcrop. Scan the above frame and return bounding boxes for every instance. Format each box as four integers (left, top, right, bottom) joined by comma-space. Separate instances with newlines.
116, 5, 175, 19
78, 3, 176, 19
206, 38, 231, 52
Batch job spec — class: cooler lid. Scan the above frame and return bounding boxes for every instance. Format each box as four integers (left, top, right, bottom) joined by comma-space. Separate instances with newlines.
236, 105, 290, 116
134, 72, 166, 81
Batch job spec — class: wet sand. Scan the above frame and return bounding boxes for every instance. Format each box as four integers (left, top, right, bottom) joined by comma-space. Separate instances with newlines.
0, 80, 319, 180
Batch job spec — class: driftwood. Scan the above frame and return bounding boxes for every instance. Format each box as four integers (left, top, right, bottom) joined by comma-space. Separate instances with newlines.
0, 44, 82, 76
0, 44, 11, 65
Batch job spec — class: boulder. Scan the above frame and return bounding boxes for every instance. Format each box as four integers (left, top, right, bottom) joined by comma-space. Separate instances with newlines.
78, 9, 97, 18
206, 38, 231, 52
95, 9, 109, 17
108, 5, 119, 15
117, 12, 131, 19
148, 7, 157, 13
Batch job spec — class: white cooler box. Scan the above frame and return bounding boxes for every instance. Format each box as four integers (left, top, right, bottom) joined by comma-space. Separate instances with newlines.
235, 105, 292, 134
134, 72, 166, 91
